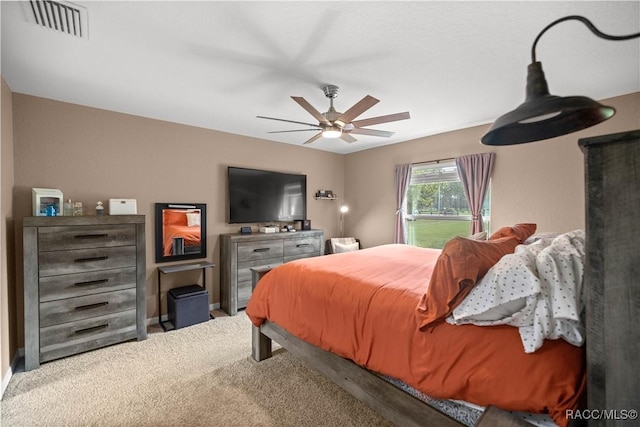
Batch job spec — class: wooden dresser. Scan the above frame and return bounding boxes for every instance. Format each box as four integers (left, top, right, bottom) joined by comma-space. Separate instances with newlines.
220, 229, 323, 315
23, 215, 147, 371
579, 129, 639, 424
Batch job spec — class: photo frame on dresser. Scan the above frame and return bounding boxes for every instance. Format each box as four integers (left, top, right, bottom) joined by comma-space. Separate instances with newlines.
155, 203, 207, 263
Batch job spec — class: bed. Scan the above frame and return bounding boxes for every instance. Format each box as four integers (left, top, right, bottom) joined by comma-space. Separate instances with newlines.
161, 209, 202, 256
246, 225, 587, 427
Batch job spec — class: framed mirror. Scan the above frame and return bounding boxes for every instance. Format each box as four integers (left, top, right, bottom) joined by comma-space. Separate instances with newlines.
155, 203, 207, 263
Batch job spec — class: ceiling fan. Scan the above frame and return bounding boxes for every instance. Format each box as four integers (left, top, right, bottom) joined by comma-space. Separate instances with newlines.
257, 85, 410, 145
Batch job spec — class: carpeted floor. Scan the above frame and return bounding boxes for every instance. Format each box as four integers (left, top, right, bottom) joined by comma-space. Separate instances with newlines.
1, 312, 391, 427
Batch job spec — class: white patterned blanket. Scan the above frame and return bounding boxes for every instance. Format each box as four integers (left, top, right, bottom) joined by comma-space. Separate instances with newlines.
447, 230, 586, 353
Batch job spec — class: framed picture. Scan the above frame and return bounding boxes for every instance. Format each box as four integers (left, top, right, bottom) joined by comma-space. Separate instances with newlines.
32, 188, 63, 216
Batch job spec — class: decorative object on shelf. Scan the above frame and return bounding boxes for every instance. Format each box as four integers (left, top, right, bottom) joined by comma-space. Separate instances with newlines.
482, 15, 640, 146
315, 190, 337, 200
44, 204, 58, 216
73, 201, 83, 216
259, 226, 279, 234
32, 188, 63, 217
154, 203, 207, 263
63, 199, 73, 216
109, 198, 137, 215
95, 201, 104, 216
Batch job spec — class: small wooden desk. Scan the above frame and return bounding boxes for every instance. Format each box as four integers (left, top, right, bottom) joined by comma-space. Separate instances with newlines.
157, 261, 215, 331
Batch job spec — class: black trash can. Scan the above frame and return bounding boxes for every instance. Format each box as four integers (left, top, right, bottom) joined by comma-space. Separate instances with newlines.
167, 284, 209, 329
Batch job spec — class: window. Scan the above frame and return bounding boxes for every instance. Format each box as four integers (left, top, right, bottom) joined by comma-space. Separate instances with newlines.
405, 161, 490, 249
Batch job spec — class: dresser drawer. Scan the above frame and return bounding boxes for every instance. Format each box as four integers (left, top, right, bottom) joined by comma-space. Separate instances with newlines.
38, 246, 136, 277
237, 281, 252, 309
40, 288, 137, 328
238, 258, 282, 284
38, 225, 136, 252
39, 267, 137, 302
39, 310, 137, 363
284, 237, 320, 257
237, 240, 283, 262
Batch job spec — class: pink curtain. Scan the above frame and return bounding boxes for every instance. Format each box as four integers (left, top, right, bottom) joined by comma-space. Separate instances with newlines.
455, 153, 495, 235
394, 163, 412, 243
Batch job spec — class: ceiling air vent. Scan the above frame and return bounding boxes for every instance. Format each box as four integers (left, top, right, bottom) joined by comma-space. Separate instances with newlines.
28, 0, 88, 39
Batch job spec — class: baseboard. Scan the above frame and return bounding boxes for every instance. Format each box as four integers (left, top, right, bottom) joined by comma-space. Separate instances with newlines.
146, 302, 221, 326
1, 347, 24, 400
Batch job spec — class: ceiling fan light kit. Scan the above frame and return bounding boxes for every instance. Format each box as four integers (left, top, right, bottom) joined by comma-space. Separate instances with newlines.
258, 85, 410, 146
482, 15, 640, 146
322, 125, 342, 139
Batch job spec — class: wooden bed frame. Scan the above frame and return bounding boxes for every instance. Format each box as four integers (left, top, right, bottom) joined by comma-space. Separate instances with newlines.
252, 320, 532, 427
249, 131, 639, 427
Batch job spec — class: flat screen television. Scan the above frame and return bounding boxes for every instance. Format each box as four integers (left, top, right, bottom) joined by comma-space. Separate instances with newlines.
227, 166, 307, 224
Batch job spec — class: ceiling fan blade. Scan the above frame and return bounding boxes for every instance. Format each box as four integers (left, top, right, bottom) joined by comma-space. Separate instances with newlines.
334, 95, 379, 125
303, 133, 324, 145
340, 133, 358, 143
268, 129, 322, 133
257, 116, 321, 128
351, 111, 411, 128
291, 97, 329, 124
349, 128, 395, 138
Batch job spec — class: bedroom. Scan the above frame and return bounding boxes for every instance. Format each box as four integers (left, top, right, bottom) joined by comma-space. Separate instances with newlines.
1, 1, 639, 425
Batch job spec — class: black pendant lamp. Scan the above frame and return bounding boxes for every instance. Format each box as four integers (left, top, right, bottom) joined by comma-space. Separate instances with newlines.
481, 16, 640, 146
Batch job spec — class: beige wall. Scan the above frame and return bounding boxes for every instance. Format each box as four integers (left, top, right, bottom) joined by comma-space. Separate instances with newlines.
11, 94, 345, 349
344, 92, 640, 248
1, 79, 16, 384
4, 88, 639, 368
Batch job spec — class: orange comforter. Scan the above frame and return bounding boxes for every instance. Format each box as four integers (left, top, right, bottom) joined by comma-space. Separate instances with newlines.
246, 244, 585, 426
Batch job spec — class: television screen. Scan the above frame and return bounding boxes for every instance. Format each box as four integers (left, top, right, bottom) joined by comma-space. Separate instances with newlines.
228, 167, 307, 224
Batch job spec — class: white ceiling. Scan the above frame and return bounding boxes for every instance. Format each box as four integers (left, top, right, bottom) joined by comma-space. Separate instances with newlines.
2, 1, 639, 154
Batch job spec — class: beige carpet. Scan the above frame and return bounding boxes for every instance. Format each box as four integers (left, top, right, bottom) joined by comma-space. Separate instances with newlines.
1, 313, 391, 427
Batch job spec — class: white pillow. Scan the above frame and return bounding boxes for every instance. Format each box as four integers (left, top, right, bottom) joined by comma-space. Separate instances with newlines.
334, 242, 359, 253
463, 298, 526, 321
450, 246, 538, 324
330, 237, 357, 253
523, 232, 559, 245
469, 231, 487, 241
186, 212, 200, 227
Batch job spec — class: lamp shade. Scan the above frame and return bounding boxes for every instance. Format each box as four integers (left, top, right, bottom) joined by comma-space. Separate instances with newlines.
481, 62, 615, 145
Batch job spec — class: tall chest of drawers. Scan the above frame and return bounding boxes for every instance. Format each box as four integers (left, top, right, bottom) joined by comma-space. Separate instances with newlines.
220, 230, 324, 315
23, 215, 147, 371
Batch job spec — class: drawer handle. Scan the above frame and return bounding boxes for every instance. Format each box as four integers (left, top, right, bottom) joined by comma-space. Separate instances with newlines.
74, 233, 109, 239
253, 248, 270, 253
75, 301, 109, 311
74, 324, 109, 335
296, 243, 311, 248
74, 279, 109, 287
74, 256, 109, 263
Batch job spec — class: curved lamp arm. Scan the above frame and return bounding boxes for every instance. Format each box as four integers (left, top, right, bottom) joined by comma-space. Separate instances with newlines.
481, 15, 640, 146
531, 15, 640, 63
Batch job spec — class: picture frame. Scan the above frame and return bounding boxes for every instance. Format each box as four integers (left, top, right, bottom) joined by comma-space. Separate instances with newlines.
32, 188, 63, 216
154, 202, 207, 263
